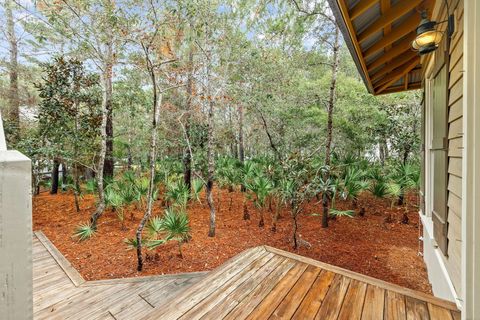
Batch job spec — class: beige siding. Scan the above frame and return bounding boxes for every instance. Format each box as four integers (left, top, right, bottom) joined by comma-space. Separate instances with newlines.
426, 0, 464, 296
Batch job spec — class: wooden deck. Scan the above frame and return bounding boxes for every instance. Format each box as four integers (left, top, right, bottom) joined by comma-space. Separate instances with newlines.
33, 231, 460, 319
32, 231, 206, 319
141, 246, 461, 320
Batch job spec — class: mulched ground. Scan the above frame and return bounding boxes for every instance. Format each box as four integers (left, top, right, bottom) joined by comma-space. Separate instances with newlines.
33, 188, 431, 294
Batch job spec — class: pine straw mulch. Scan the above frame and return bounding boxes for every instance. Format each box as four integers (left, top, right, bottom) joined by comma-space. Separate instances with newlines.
33, 188, 431, 294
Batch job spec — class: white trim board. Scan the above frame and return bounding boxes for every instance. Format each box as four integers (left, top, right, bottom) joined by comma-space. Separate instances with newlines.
420, 213, 460, 305
462, 1, 480, 319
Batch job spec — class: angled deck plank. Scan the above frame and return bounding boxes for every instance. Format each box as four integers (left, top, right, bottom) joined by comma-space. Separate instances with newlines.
337, 279, 368, 320
315, 274, 351, 320
244, 262, 309, 319
291, 269, 336, 319
268, 265, 322, 319
361, 285, 385, 320
140, 246, 267, 319
199, 256, 287, 320
385, 290, 407, 319
223, 258, 298, 320
406, 296, 430, 320
428, 303, 454, 320
180, 253, 277, 319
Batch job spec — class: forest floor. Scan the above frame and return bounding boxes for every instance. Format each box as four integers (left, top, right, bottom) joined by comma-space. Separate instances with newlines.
33, 188, 431, 294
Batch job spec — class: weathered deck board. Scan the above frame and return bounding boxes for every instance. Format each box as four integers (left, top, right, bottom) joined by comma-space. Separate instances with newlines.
32, 232, 206, 320
142, 245, 461, 320
33, 231, 460, 320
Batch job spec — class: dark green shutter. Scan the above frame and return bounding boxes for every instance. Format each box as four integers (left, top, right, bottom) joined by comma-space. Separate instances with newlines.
431, 64, 448, 255
420, 89, 426, 215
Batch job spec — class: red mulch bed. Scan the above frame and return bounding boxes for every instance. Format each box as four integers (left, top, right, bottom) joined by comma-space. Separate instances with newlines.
33, 188, 431, 294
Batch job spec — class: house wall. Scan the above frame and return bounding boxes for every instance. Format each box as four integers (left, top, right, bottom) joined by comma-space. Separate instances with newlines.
422, 0, 464, 306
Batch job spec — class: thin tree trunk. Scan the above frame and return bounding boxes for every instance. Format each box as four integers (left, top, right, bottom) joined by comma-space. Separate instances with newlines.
90, 58, 112, 229
103, 41, 114, 180
5, 0, 20, 144
206, 97, 216, 237
258, 109, 281, 161
51, 158, 60, 194
73, 96, 80, 212
238, 104, 246, 192
292, 205, 299, 249
183, 50, 194, 192
322, 25, 340, 229
136, 41, 164, 271
136, 89, 162, 272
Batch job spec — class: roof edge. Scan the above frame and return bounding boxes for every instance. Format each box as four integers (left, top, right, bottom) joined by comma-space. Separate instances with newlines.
327, 0, 375, 94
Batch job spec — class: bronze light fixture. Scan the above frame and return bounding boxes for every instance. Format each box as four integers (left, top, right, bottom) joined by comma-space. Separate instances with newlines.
412, 9, 454, 55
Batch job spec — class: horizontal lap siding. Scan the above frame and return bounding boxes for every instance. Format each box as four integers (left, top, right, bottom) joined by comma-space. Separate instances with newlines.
445, 0, 464, 296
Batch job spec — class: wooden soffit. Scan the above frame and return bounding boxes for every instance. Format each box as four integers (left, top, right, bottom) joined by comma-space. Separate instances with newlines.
327, 0, 436, 95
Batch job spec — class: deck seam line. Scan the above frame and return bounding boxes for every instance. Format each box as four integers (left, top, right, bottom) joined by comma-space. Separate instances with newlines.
264, 261, 309, 319
178, 251, 274, 319
263, 245, 458, 311
202, 255, 285, 319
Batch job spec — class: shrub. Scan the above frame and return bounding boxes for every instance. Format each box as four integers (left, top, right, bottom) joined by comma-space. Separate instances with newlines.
73, 223, 96, 241
146, 209, 191, 258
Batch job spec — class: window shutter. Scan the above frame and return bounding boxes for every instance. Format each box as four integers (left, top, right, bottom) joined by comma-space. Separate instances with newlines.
431, 64, 448, 255
420, 89, 426, 215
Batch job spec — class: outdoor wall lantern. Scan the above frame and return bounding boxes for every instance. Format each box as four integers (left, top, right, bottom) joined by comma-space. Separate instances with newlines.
412, 9, 454, 55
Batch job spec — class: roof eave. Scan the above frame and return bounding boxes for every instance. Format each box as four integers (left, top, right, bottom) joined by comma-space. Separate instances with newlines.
327, 0, 375, 94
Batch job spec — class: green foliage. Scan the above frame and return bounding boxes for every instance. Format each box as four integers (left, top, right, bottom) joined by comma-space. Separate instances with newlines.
368, 166, 388, 198
165, 181, 190, 209
191, 179, 204, 203
85, 179, 97, 194
246, 175, 274, 208
73, 223, 96, 241
216, 156, 240, 190
150, 209, 191, 245
339, 167, 369, 203
130, 209, 191, 256
329, 209, 355, 218
146, 216, 164, 239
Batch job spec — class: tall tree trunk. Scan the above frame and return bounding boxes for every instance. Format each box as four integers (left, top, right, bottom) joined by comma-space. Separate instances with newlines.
90, 57, 112, 229
50, 158, 60, 194
103, 41, 114, 180
238, 104, 246, 192
206, 97, 216, 237
136, 42, 164, 271
5, 0, 20, 144
73, 96, 80, 212
322, 25, 340, 228
136, 87, 161, 272
183, 50, 193, 192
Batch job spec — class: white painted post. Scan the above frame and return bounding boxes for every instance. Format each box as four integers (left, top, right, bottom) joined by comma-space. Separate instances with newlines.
462, 1, 480, 319
0, 112, 33, 319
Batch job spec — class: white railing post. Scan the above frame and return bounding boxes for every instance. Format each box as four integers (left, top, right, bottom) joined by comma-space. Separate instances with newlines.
0, 111, 33, 319
0, 110, 7, 151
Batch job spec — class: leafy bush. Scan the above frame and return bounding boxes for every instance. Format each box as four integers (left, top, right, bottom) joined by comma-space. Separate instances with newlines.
191, 178, 204, 204
73, 223, 96, 241
165, 181, 190, 209
368, 166, 388, 198
140, 209, 191, 257
329, 209, 355, 218
85, 179, 97, 194
339, 167, 369, 204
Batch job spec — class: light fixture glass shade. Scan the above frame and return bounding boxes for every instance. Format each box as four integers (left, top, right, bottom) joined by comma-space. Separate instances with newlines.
412, 30, 443, 50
